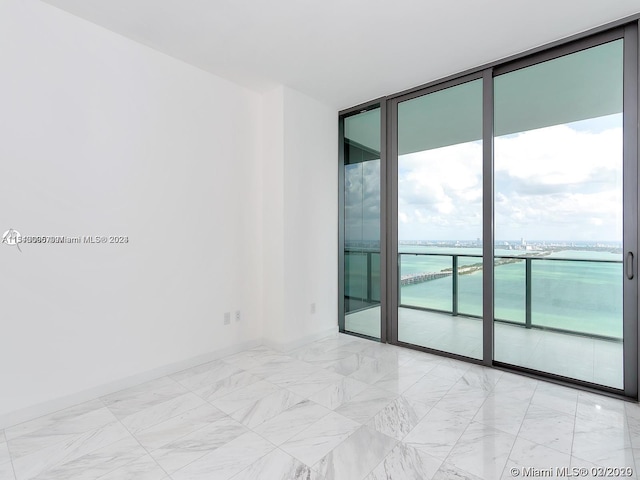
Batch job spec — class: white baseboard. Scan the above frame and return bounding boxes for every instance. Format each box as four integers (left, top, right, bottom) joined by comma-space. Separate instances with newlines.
0, 338, 262, 430
262, 326, 339, 352
0, 328, 341, 430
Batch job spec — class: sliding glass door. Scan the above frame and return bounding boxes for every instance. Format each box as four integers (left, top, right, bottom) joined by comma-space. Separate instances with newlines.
394, 78, 484, 359
340, 23, 638, 396
493, 39, 628, 389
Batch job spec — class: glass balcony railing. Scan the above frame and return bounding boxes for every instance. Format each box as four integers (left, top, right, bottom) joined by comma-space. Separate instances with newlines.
344, 249, 381, 313
399, 252, 623, 340
345, 250, 623, 341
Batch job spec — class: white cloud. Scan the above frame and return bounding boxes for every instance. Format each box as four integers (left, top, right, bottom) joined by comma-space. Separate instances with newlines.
398, 141, 482, 240
495, 124, 622, 186
398, 117, 623, 241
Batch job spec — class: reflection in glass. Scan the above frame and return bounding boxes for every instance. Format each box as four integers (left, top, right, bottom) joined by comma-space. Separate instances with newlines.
343, 108, 381, 338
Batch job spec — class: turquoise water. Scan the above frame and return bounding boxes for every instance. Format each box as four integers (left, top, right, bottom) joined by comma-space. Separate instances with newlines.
400, 247, 623, 338
347, 247, 623, 339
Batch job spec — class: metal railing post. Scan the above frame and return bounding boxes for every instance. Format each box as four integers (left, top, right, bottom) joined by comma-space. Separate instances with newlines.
525, 257, 532, 328
398, 253, 402, 303
367, 251, 372, 303
453, 255, 459, 316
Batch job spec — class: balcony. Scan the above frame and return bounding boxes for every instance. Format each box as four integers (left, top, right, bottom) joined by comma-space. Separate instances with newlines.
345, 251, 623, 389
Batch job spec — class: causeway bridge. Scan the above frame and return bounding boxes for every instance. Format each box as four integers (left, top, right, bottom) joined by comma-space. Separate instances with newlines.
400, 271, 452, 286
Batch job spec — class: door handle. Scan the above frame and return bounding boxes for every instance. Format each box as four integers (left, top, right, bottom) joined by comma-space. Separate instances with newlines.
626, 252, 634, 280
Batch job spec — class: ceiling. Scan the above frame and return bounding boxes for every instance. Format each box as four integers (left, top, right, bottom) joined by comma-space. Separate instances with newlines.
346, 39, 624, 155
41, 0, 640, 110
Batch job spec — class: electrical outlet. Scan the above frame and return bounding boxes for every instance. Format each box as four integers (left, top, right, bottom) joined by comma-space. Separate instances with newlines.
224, 312, 231, 325
235, 310, 241, 322
310, 303, 316, 314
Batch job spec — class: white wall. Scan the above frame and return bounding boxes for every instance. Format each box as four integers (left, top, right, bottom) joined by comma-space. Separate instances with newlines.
261, 87, 286, 343
262, 86, 339, 349
0, 0, 264, 425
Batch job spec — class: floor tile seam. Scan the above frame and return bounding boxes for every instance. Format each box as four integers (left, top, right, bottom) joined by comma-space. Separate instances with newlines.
286, 367, 348, 398
393, 401, 437, 443
472, 423, 517, 480
396, 356, 418, 368
114, 407, 219, 480
257, 407, 334, 447
173, 428, 277, 479
514, 427, 576, 467
279, 443, 320, 473
497, 380, 539, 480
315, 426, 399, 480
171, 373, 235, 394
300, 408, 357, 449
440, 460, 484, 480
169, 363, 230, 386
248, 356, 307, 373
479, 384, 539, 416
7, 413, 136, 468
117, 411, 220, 478
114, 392, 215, 436
428, 375, 468, 411
573, 408, 628, 431
450, 374, 499, 398
207, 378, 285, 416
3, 438, 18, 480
193, 383, 275, 432
569, 450, 635, 470
135, 408, 240, 455
376, 372, 428, 396
338, 393, 401, 427
237, 392, 310, 429
405, 443, 447, 478
191, 373, 248, 412
529, 390, 579, 419
623, 411, 640, 475
187, 371, 263, 404
358, 352, 396, 364
271, 443, 319, 473
431, 414, 477, 472
472, 415, 521, 437
357, 436, 401, 480
5, 399, 108, 445
26, 426, 138, 480
260, 357, 318, 377
93, 436, 168, 480
103, 391, 195, 421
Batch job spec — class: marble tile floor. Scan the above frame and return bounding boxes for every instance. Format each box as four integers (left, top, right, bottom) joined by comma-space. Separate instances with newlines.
347, 306, 623, 389
1, 333, 639, 480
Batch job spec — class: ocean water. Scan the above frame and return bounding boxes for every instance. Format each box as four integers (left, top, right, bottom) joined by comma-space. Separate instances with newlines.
347, 247, 623, 339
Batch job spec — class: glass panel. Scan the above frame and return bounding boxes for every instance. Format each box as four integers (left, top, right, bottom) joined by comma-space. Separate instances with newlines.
397, 79, 483, 359
493, 40, 624, 389
343, 107, 381, 338
531, 258, 623, 338
371, 253, 381, 302
400, 252, 452, 311
458, 256, 483, 317
494, 257, 525, 324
